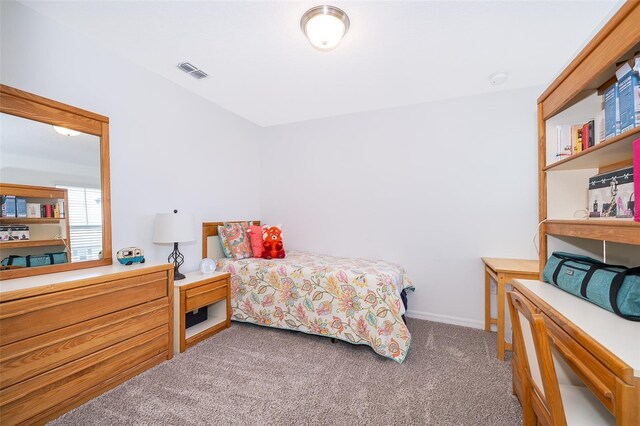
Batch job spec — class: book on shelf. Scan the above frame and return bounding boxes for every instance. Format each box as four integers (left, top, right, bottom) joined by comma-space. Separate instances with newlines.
26, 203, 41, 218
16, 198, 27, 218
0, 225, 29, 241
588, 166, 634, 218
594, 109, 605, 145
3, 196, 17, 218
616, 60, 640, 133
555, 124, 573, 158
582, 122, 590, 150
57, 200, 65, 218
42, 204, 53, 218
572, 125, 583, 154
604, 82, 618, 139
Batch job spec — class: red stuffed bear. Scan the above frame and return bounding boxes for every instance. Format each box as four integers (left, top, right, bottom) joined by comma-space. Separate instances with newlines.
262, 225, 286, 259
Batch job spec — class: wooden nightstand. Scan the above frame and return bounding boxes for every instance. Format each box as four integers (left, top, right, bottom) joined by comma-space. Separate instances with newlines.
173, 270, 231, 353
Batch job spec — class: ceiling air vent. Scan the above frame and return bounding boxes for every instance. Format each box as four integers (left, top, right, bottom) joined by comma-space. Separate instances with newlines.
177, 62, 208, 80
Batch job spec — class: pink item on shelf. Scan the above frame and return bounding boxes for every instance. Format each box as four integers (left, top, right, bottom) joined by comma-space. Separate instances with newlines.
634, 138, 640, 222
247, 224, 265, 258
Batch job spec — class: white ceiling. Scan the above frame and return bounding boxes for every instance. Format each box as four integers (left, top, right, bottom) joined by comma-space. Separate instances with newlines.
21, 0, 620, 127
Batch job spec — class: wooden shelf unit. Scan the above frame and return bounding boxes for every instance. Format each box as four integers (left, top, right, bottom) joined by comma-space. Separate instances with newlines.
0, 183, 71, 264
538, 1, 640, 272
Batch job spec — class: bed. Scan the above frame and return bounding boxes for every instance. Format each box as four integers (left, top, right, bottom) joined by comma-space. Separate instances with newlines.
202, 222, 414, 363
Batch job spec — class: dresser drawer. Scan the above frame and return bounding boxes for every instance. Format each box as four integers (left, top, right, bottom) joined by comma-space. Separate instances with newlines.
0, 326, 168, 425
0, 300, 168, 389
544, 314, 616, 413
185, 279, 228, 312
0, 271, 168, 345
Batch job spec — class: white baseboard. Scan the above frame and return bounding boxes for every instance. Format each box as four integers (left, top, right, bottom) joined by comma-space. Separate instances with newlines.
405, 309, 484, 330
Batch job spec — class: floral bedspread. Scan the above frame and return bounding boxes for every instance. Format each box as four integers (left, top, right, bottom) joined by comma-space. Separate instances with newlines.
216, 250, 414, 363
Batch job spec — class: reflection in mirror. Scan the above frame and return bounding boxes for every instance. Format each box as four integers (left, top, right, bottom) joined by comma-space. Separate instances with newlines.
0, 112, 103, 269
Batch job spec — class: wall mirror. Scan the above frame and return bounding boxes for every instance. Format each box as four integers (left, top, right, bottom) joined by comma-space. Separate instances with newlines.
0, 84, 112, 279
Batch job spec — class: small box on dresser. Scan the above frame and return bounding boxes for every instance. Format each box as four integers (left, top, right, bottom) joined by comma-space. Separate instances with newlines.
173, 270, 231, 354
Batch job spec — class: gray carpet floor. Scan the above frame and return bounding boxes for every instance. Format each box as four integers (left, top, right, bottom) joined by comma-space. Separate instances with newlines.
50, 318, 522, 426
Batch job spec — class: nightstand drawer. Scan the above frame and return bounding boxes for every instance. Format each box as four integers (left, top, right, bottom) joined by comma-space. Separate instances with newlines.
185, 281, 227, 311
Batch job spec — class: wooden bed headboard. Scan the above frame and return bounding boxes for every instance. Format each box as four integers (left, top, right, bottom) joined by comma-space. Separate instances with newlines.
202, 221, 260, 259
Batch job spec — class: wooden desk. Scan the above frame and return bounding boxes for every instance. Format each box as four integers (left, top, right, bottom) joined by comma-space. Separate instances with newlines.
512, 279, 640, 425
481, 257, 539, 360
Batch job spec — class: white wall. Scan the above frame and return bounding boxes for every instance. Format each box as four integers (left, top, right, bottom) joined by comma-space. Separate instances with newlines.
260, 88, 541, 327
1, 0, 262, 272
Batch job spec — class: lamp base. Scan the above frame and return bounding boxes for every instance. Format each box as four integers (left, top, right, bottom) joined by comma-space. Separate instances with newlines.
174, 268, 186, 280
168, 242, 186, 281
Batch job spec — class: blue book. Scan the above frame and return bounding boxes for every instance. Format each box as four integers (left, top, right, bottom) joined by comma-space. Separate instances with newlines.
604, 82, 618, 139
4, 196, 16, 217
618, 66, 639, 133
16, 198, 27, 218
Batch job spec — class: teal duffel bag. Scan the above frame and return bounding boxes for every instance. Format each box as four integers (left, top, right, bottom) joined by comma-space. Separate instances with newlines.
1, 252, 67, 268
543, 252, 640, 321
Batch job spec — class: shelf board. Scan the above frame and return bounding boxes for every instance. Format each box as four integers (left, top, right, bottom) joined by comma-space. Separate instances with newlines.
185, 316, 227, 340
0, 239, 67, 249
544, 127, 640, 172
0, 217, 62, 224
545, 219, 640, 245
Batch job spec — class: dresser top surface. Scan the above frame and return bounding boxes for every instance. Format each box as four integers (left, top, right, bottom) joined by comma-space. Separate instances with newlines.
515, 279, 640, 377
0, 261, 171, 295
173, 270, 229, 288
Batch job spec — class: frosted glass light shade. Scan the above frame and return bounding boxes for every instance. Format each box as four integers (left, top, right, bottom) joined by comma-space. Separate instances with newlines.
53, 125, 81, 136
153, 211, 195, 243
301, 5, 350, 51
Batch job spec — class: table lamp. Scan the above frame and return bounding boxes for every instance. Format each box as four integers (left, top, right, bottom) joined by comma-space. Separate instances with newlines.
153, 209, 195, 280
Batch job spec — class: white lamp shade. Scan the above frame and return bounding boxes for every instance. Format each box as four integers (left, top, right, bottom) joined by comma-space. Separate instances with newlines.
153, 211, 195, 244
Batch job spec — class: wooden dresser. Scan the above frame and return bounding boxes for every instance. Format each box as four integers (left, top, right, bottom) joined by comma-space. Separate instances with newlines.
512, 279, 640, 425
0, 263, 174, 425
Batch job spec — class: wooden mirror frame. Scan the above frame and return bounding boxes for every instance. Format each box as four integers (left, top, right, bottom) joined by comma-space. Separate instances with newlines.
0, 84, 112, 279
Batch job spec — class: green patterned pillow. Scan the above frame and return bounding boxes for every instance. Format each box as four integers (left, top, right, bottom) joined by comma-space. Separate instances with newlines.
217, 226, 233, 258
218, 222, 252, 259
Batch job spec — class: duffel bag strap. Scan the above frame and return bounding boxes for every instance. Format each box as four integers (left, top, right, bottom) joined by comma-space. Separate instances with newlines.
25, 255, 31, 268
609, 267, 640, 321
47, 253, 54, 265
580, 264, 603, 298
551, 258, 570, 286
7, 255, 18, 266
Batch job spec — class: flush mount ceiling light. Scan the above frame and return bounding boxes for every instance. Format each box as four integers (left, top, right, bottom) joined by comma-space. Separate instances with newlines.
300, 5, 350, 51
489, 72, 509, 86
52, 125, 80, 136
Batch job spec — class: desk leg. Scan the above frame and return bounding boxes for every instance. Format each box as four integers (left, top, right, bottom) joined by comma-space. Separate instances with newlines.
484, 267, 491, 332
497, 273, 506, 360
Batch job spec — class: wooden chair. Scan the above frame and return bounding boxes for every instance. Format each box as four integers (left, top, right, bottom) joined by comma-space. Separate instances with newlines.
507, 291, 614, 426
